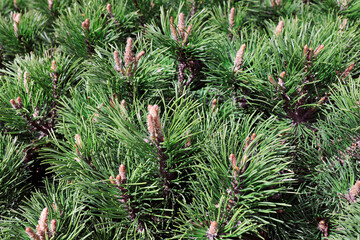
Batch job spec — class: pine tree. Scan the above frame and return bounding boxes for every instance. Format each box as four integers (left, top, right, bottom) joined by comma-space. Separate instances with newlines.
1, 0, 360, 239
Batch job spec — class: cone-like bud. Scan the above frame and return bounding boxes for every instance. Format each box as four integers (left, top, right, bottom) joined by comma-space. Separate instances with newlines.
342, 62, 355, 80
349, 180, 360, 199
234, 44, 246, 73
211, 99, 217, 111
178, 12, 185, 38
268, 75, 276, 86
116, 174, 121, 186
147, 105, 164, 142
170, 17, 179, 42
51, 60, 56, 72
119, 164, 126, 184
36, 208, 48, 239
314, 45, 324, 56
50, 219, 56, 237
229, 7, 235, 28
48, 0, 54, 10
303, 44, 309, 56
124, 38, 134, 67
278, 71, 286, 88
318, 219, 328, 237
106, 4, 112, 15
230, 153, 238, 172
16, 97, 23, 109
121, 99, 126, 110
244, 136, 250, 149
10, 99, 18, 109
13, 13, 21, 36
109, 176, 116, 184
183, 24, 192, 45
135, 50, 145, 63
75, 134, 82, 149
113, 50, 124, 73
185, 130, 191, 148
25, 227, 40, 240
24, 71, 30, 94
275, 20, 284, 36
251, 133, 256, 141
82, 19, 90, 31
206, 221, 218, 239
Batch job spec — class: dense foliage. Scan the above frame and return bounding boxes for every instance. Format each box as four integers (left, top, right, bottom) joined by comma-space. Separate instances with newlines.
1, 0, 360, 239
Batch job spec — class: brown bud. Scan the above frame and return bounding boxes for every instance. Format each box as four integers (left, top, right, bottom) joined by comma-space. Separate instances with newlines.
251, 133, 256, 141
275, 20, 284, 36
13, 13, 21, 24
318, 219, 328, 237
183, 24, 192, 45
244, 136, 250, 149
124, 38, 134, 68
106, 4, 112, 15
229, 7, 235, 28
50, 219, 56, 237
115, 174, 121, 186
82, 19, 90, 30
207, 221, 218, 238
342, 62, 355, 80
147, 105, 163, 142
303, 44, 308, 56
234, 44, 246, 73
268, 75, 276, 86
185, 130, 191, 148
178, 12, 185, 38
25, 227, 40, 240
314, 45, 324, 56
229, 153, 238, 171
51, 60, 56, 72
135, 50, 145, 63
211, 99, 217, 110
75, 134, 82, 149
48, 0, 54, 10
113, 50, 124, 73
121, 99, 126, 110
170, 22, 179, 42
349, 180, 360, 199
109, 176, 116, 185
119, 164, 126, 184
10, 99, 18, 109
16, 97, 23, 108
37, 208, 49, 239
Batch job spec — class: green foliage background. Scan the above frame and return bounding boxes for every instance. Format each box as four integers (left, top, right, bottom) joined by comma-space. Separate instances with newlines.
0, 0, 360, 239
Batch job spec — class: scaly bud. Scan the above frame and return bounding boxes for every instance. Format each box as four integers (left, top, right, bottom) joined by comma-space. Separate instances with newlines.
178, 12, 185, 38
185, 130, 191, 148
37, 208, 48, 239
48, 0, 54, 10
275, 20, 284, 36
342, 62, 355, 81
13, 13, 21, 36
51, 60, 56, 72
303, 44, 308, 56
278, 71, 286, 88
75, 134, 82, 149
206, 221, 218, 239
234, 44, 246, 73
229, 153, 238, 171
82, 19, 90, 31
116, 174, 121, 186
113, 50, 124, 73
147, 105, 164, 142
349, 180, 360, 199
119, 164, 126, 184
318, 219, 328, 237
106, 4, 112, 15
314, 45, 324, 56
183, 24, 192, 45
135, 50, 145, 64
244, 136, 250, 149
170, 17, 179, 42
25, 227, 40, 240
251, 133, 256, 141
121, 99, 126, 110
268, 75, 276, 86
50, 219, 56, 237
124, 38, 134, 68
109, 176, 116, 184
16, 97, 23, 108
10, 99, 18, 109
211, 99, 217, 111
229, 7, 235, 28
24, 71, 30, 94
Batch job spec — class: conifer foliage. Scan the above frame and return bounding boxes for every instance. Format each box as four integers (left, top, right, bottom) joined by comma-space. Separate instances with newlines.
1, 0, 360, 239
